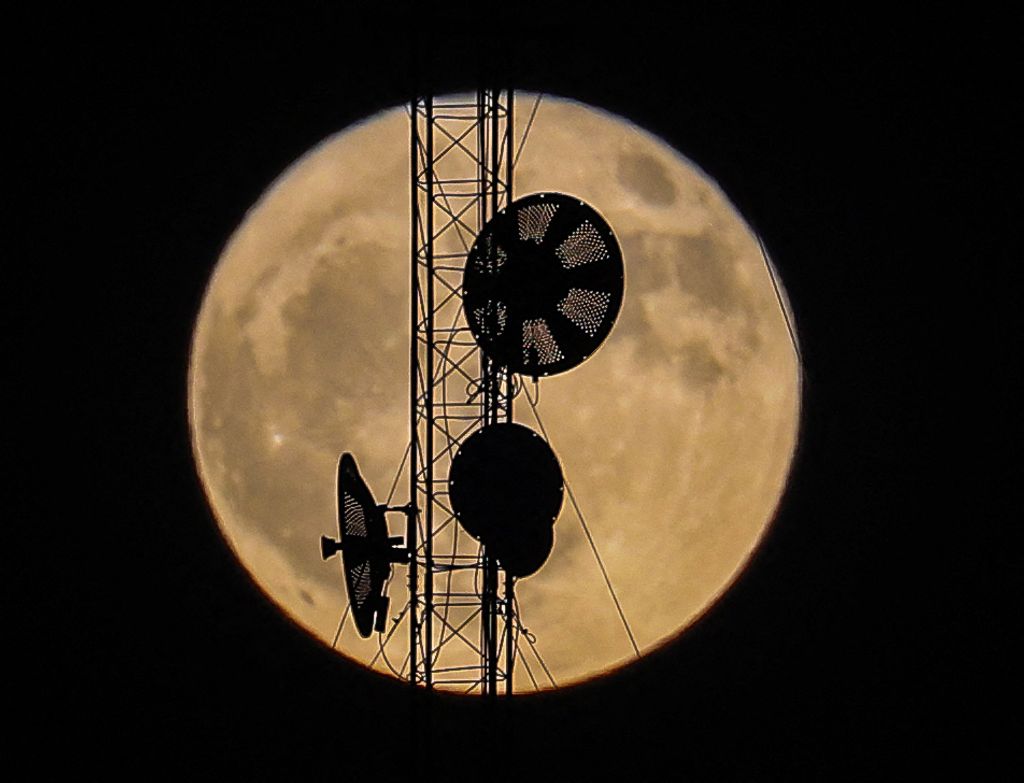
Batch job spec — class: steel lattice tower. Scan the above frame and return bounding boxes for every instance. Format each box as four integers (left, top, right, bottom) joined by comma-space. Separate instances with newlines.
408, 90, 516, 695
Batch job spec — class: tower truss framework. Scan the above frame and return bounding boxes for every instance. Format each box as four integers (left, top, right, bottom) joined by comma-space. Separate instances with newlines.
407, 90, 517, 695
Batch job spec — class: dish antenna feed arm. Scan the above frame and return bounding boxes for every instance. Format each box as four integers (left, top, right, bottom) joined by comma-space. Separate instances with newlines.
319, 503, 414, 564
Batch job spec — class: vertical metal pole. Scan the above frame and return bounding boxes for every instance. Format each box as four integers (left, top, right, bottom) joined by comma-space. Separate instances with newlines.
488, 557, 498, 695
477, 89, 487, 242
490, 89, 499, 226
488, 88, 503, 699
409, 96, 419, 687
506, 89, 515, 237
474, 88, 488, 697
506, 89, 514, 192
505, 574, 514, 696
424, 95, 435, 690
503, 88, 516, 697
503, 89, 515, 425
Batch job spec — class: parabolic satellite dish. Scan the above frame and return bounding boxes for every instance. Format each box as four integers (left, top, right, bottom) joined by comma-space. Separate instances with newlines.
321, 453, 407, 638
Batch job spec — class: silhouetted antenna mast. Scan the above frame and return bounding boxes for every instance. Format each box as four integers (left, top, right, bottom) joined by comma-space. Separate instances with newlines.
321, 88, 625, 697
410, 89, 518, 695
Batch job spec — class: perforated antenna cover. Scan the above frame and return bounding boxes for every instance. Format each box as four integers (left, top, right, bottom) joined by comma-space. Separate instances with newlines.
463, 192, 624, 377
335, 453, 391, 637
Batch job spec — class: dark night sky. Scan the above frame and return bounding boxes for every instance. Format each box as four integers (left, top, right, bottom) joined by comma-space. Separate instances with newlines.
29, 6, 1014, 778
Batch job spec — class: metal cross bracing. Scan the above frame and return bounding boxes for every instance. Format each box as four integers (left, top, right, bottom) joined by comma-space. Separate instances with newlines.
405, 90, 518, 695
328, 91, 637, 693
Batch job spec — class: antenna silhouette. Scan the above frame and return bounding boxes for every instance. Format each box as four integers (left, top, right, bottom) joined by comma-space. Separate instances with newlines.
321, 454, 410, 637
322, 89, 625, 696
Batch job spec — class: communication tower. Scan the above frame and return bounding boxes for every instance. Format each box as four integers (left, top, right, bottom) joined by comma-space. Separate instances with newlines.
322, 89, 625, 696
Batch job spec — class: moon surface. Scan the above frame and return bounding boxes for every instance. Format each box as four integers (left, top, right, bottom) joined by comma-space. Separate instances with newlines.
188, 95, 801, 692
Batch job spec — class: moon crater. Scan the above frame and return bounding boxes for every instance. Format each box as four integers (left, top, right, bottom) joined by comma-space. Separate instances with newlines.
617, 151, 678, 206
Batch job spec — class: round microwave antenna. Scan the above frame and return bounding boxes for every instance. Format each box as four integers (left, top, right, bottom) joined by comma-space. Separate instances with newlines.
463, 192, 624, 377
321, 453, 408, 638
448, 422, 564, 577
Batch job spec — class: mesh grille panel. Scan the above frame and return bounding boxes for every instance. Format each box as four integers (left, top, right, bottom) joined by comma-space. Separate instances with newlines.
474, 235, 506, 275
343, 495, 367, 537
517, 203, 559, 243
352, 562, 372, 604
555, 221, 609, 269
463, 193, 624, 376
472, 300, 508, 338
557, 288, 612, 337
523, 319, 564, 366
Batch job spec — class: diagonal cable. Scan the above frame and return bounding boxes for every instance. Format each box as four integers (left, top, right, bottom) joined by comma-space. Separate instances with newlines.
516, 646, 540, 691
370, 600, 411, 667
757, 234, 801, 364
385, 442, 412, 505
513, 93, 543, 168
331, 604, 350, 648
524, 382, 641, 658
513, 598, 558, 686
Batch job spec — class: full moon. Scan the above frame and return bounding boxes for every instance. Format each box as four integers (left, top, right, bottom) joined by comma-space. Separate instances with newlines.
188, 95, 801, 692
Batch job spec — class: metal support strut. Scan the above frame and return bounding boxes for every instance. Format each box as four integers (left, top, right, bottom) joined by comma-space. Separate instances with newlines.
410, 89, 516, 695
